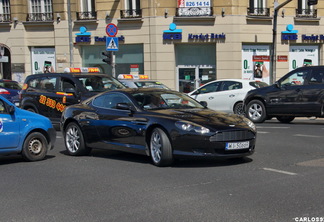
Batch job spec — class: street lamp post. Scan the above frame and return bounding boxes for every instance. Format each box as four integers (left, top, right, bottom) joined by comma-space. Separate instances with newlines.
270, 0, 292, 84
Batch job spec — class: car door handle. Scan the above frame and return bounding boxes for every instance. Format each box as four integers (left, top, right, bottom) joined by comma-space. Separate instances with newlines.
229, 94, 235, 97
208, 97, 214, 100
295, 88, 301, 92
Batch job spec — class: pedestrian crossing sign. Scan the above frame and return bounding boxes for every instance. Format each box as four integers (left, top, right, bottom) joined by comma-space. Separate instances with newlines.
106, 37, 119, 51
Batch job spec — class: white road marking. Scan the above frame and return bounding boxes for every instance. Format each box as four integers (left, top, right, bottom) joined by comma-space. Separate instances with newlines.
294, 134, 322, 138
56, 135, 62, 139
257, 126, 290, 129
257, 131, 270, 134
263, 168, 297, 176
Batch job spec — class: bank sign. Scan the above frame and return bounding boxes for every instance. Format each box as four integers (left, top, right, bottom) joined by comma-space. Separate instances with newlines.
281, 24, 324, 42
163, 23, 226, 40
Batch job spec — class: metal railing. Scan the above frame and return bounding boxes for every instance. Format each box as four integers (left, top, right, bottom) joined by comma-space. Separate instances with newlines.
26, 13, 53, 22
76, 11, 97, 20
0, 13, 11, 22
176, 7, 213, 17
295, 8, 317, 18
247, 8, 270, 16
120, 9, 142, 18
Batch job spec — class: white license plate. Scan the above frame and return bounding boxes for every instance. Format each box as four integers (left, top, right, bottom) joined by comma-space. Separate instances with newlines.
225, 141, 250, 150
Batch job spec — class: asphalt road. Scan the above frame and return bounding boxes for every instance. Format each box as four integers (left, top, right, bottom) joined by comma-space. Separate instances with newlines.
1, 118, 324, 222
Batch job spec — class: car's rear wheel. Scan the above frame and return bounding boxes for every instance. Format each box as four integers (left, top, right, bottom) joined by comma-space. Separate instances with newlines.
150, 128, 173, 167
22, 132, 48, 161
246, 100, 267, 123
233, 102, 244, 115
276, 116, 295, 123
64, 122, 91, 156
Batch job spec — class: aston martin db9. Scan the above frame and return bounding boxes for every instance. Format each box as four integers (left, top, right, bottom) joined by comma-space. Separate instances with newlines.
61, 88, 256, 166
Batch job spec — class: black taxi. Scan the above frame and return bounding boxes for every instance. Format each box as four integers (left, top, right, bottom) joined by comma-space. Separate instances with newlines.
19, 67, 125, 126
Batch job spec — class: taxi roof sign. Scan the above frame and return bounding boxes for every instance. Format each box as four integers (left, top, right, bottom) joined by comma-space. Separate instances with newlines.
118, 74, 149, 80
64, 67, 100, 73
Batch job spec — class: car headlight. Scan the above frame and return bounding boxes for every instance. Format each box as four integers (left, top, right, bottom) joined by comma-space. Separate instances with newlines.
242, 117, 256, 131
175, 121, 210, 134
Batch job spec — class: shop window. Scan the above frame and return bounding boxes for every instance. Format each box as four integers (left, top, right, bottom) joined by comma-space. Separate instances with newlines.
296, 0, 317, 18
77, 0, 96, 20
27, 0, 53, 21
0, 0, 10, 22
120, 0, 142, 18
247, 0, 269, 16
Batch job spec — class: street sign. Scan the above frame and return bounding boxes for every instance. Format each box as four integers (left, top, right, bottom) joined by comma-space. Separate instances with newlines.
106, 37, 119, 51
106, 23, 118, 37
0, 56, 8, 63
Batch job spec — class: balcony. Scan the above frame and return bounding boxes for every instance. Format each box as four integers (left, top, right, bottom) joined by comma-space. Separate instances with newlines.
247, 8, 270, 17
26, 13, 53, 22
120, 9, 142, 19
0, 13, 11, 22
76, 11, 97, 21
176, 7, 213, 17
295, 9, 317, 18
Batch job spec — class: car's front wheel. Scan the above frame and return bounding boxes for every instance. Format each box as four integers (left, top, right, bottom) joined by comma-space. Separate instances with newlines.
276, 116, 295, 123
246, 100, 267, 123
64, 122, 91, 156
22, 132, 48, 161
150, 128, 173, 167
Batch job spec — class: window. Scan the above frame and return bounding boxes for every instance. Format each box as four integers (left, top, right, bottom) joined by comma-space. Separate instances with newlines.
77, 0, 96, 20
280, 71, 308, 86
28, 0, 53, 21
199, 82, 221, 94
0, 0, 10, 22
28, 77, 57, 91
0, 99, 6, 113
297, 0, 316, 17
121, 0, 141, 18
93, 93, 131, 109
248, 0, 269, 16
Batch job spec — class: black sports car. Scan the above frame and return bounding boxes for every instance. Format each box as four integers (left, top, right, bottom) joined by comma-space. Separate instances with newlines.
61, 88, 257, 166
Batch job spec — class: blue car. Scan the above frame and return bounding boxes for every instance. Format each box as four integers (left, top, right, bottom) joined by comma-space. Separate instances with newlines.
0, 95, 56, 161
0, 79, 21, 106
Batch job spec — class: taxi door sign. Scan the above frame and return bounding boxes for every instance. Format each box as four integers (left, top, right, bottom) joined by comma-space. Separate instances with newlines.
0, 119, 3, 132
106, 37, 119, 51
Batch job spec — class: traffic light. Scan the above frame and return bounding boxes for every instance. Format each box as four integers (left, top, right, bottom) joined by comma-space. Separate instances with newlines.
102, 51, 112, 65
308, 0, 318, 6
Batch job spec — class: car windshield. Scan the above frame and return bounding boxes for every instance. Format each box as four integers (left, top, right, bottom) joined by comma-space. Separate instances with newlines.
132, 91, 204, 110
249, 81, 268, 88
134, 81, 170, 89
77, 76, 125, 92
0, 81, 22, 90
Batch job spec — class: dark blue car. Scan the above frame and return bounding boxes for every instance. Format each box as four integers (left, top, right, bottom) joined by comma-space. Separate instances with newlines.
0, 79, 21, 106
0, 95, 56, 161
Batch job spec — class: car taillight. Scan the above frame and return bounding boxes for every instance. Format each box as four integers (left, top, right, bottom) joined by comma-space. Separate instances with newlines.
0, 88, 10, 94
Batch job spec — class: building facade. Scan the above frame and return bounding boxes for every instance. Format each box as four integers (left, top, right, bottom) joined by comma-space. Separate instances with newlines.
0, 0, 323, 92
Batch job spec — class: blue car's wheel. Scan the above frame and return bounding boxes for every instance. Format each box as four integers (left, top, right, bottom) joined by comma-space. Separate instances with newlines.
150, 128, 173, 167
22, 132, 48, 161
64, 122, 91, 156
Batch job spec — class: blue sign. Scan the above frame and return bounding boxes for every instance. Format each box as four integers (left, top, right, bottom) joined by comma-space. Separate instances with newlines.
106, 37, 119, 51
163, 23, 183, 40
76, 26, 91, 36
282, 24, 298, 41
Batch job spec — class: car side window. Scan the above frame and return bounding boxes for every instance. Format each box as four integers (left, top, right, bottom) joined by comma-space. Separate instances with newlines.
61, 78, 76, 92
28, 77, 57, 92
93, 93, 131, 109
281, 71, 309, 86
220, 81, 242, 91
0, 100, 7, 114
308, 70, 324, 85
199, 82, 221, 94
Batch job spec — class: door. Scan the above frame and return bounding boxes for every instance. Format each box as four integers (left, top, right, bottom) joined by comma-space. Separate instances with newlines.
90, 93, 148, 154
267, 69, 310, 115
178, 66, 216, 93
0, 99, 20, 149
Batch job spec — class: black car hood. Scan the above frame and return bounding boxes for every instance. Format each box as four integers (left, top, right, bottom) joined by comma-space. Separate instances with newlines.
151, 108, 252, 130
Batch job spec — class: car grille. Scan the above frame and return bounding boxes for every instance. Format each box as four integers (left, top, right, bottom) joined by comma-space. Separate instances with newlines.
210, 130, 255, 142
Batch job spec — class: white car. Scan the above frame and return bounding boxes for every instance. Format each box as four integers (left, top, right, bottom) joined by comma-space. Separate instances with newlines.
188, 79, 268, 115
